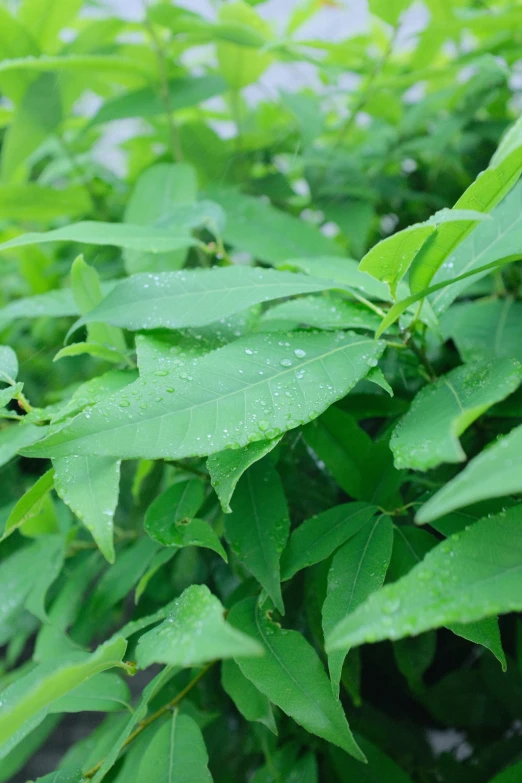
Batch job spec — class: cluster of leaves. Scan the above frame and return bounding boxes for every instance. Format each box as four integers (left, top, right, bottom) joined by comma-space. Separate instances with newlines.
2, 0, 522, 781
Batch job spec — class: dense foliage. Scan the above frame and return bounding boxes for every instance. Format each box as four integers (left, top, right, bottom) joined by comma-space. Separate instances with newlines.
2, 0, 522, 781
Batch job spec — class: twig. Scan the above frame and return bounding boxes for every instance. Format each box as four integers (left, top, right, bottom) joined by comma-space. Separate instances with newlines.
83, 662, 214, 779
142, 1, 183, 162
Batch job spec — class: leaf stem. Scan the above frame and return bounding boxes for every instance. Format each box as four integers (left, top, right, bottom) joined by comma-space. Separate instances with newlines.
82, 661, 214, 779
142, 1, 183, 163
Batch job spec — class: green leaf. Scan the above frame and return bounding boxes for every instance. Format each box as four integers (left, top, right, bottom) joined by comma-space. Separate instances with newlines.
261, 295, 382, 332
279, 256, 392, 302
489, 760, 522, 782
428, 182, 522, 314
330, 736, 413, 783
0, 54, 152, 79
69, 267, 341, 335
0, 636, 126, 759
53, 455, 121, 563
224, 457, 289, 613
70, 255, 126, 353
135, 711, 212, 783
359, 210, 490, 298
0, 423, 46, 467
303, 407, 372, 500
221, 659, 277, 733
323, 516, 393, 694
144, 479, 205, 542
409, 128, 522, 294
135, 549, 176, 603
416, 424, 522, 523
136, 584, 262, 668
0, 73, 61, 182
281, 502, 377, 581
0, 221, 196, 255
449, 617, 506, 671
2, 468, 54, 540
205, 186, 337, 264
440, 298, 522, 364
391, 358, 522, 471
28, 769, 83, 783
208, 437, 281, 513
326, 506, 522, 651
0, 344, 18, 383
22, 331, 384, 460
228, 596, 365, 761
89, 75, 226, 126
123, 163, 198, 275
151, 517, 228, 561
369, 0, 410, 25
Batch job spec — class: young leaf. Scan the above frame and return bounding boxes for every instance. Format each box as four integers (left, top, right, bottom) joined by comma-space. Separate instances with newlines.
326, 506, 522, 651
281, 502, 377, 581
136, 584, 262, 669
430, 181, 522, 314
53, 455, 121, 563
0, 636, 127, 759
144, 479, 205, 545
22, 331, 385, 461
391, 358, 522, 471
228, 596, 365, 762
2, 468, 54, 539
221, 659, 277, 734
148, 518, 227, 561
135, 711, 212, 783
224, 457, 289, 612
409, 119, 522, 294
323, 516, 393, 694
53, 342, 129, 365
416, 423, 522, 523
69, 267, 341, 335
280, 256, 392, 301
208, 437, 282, 513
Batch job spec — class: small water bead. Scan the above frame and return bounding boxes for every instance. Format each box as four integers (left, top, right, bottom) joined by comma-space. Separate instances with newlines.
367, 357, 378, 367
280, 359, 293, 367
154, 370, 168, 377
294, 349, 306, 359
119, 400, 130, 407
245, 348, 253, 355
166, 387, 175, 393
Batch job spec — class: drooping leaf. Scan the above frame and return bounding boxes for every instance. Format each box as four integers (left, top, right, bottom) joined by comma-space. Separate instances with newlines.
68, 267, 342, 335
326, 506, 522, 651
0, 636, 126, 759
207, 437, 282, 513
221, 659, 277, 734
391, 358, 522, 471
416, 423, 522, 523
224, 457, 289, 613
281, 502, 377, 581
136, 584, 262, 669
50, 671, 131, 713
134, 711, 212, 783
22, 331, 384, 461
323, 515, 393, 694
53, 455, 121, 563
228, 596, 365, 761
